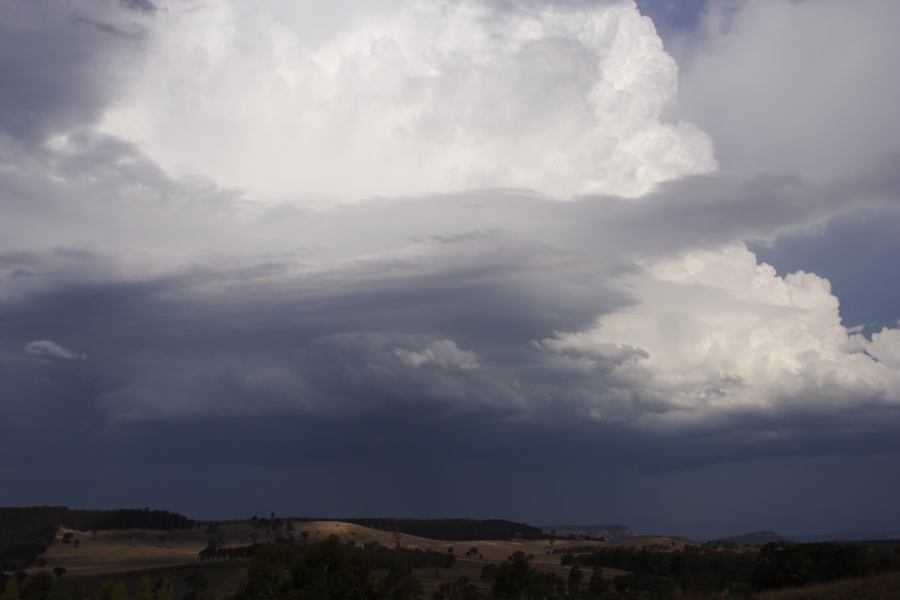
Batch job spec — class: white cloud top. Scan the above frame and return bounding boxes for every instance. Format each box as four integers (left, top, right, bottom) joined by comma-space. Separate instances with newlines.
542, 244, 900, 428
868, 327, 900, 371
99, 0, 715, 201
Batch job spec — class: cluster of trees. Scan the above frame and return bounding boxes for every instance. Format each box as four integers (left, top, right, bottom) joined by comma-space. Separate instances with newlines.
234, 540, 613, 600
0, 508, 193, 534
234, 536, 418, 600
198, 543, 261, 561
752, 542, 900, 589
248, 514, 290, 533
64, 509, 193, 532
432, 576, 482, 600
234, 536, 465, 599
565, 541, 900, 596
0, 527, 56, 572
0, 572, 51, 600
480, 552, 586, 600
0, 573, 175, 600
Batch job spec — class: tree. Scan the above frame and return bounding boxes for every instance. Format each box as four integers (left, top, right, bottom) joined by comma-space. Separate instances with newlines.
184, 573, 208, 600
23, 572, 53, 600
567, 565, 583, 598
135, 576, 152, 600
236, 543, 296, 599
156, 578, 172, 600
479, 564, 498, 584
111, 581, 129, 600
491, 552, 547, 600
53, 567, 67, 579
431, 577, 483, 600
588, 570, 608, 597
2, 577, 20, 600
98, 581, 115, 600
377, 565, 423, 600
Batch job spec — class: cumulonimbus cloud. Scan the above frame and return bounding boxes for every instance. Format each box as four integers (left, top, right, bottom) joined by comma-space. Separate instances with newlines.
98, 0, 716, 201
0, 0, 898, 445
541, 243, 900, 429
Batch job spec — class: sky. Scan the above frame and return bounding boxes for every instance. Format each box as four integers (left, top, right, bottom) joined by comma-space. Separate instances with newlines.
1, 0, 899, 540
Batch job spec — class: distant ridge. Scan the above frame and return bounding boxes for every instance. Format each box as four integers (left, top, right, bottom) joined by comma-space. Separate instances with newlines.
539, 524, 634, 541
787, 529, 900, 543
713, 530, 786, 547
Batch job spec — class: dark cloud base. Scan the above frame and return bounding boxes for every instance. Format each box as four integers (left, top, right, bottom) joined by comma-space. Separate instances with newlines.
3, 408, 900, 539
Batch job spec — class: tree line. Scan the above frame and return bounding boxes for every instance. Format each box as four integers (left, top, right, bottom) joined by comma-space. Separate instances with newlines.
563, 541, 900, 595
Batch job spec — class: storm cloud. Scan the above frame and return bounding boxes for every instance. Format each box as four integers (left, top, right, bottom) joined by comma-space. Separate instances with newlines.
1, 0, 899, 537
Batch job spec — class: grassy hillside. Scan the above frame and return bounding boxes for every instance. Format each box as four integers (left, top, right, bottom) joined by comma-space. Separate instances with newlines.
328, 518, 547, 541
0, 506, 194, 570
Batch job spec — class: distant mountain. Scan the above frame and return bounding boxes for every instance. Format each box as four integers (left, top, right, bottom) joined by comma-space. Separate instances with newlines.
713, 530, 786, 547
540, 524, 634, 541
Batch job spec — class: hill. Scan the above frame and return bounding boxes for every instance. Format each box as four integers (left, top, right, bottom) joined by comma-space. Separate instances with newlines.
714, 530, 787, 547
0, 506, 194, 570
330, 518, 547, 541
